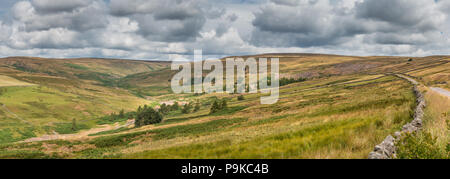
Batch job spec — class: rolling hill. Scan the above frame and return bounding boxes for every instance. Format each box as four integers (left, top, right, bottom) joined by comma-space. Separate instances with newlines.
0, 55, 448, 159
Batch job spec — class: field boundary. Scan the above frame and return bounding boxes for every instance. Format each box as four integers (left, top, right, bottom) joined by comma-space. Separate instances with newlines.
368, 74, 426, 159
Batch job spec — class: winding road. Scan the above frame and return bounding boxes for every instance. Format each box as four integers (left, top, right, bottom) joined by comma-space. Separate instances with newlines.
397, 74, 450, 98
430, 87, 450, 98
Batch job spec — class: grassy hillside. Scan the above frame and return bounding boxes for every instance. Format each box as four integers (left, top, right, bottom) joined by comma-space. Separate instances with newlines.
0, 57, 171, 144
0, 55, 448, 159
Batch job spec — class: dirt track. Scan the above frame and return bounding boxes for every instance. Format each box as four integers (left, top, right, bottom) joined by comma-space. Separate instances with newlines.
21, 119, 135, 143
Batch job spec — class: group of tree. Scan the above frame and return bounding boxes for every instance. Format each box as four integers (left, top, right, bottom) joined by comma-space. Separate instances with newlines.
182, 101, 201, 114
210, 99, 228, 114
158, 101, 188, 115
135, 105, 163, 127
159, 103, 171, 115
279, 77, 306, 86
106, 100, 204, 128
182, 103, 193, 114
106, 109, 135, 121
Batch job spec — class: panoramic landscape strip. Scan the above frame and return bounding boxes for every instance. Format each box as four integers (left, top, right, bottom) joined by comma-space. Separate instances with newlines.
0, 1, 449, 173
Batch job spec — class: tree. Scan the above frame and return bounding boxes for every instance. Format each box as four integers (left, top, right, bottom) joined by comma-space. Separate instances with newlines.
194, 102, 201, 112
210, 100, 220, 114
135, 105, 163, 128
71, 118, 77, 131
119, 109, 125, 118
221, 99, 228, 109
0, 88, 7, 96
182, 103, 193, 114
159, 104, 170, 115
172, 102, 180, 111
110, 112, 117, 121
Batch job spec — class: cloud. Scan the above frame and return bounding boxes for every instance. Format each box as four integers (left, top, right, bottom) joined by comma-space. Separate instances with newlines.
109, 0, 216, 42
250, 0, 447, 48
271, 0, 300, 6
226, 13, 238, 22
1, 0, 450, 59
355, 0, 441, 29
31, 0, 94, 14
0, 21, 11, 42
251, 0, 347, 47
8, 28, 83, 49
12, 0, 107, 32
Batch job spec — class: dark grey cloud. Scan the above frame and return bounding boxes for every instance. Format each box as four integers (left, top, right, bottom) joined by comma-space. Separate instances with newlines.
109, 0, 217, 42
355, 0, 444, 45
12, 0, 107, 32
250, 0, 446, 48
356, 0, 431, 27
31, 0, 93, 14
109, 0, 156, 16
251, 0, 344, 47
227, 13, 238, 22
271, 0, 301, 6
136, 14, 205, 42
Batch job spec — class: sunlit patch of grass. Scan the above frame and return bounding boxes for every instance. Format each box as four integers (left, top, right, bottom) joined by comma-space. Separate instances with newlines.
113, 78, 415, 159
122, 115, 393, 159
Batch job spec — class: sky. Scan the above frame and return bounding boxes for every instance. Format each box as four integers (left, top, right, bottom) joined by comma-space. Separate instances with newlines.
0, 0, 450, 60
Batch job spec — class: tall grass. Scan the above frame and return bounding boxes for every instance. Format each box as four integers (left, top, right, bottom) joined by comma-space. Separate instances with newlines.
397, 88, 450, 159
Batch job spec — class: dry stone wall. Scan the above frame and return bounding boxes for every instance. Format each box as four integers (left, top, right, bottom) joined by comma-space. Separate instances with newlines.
368, 75, 426, 159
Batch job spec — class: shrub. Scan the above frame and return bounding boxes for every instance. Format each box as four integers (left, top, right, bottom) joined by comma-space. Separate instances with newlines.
396, 132, 448, 159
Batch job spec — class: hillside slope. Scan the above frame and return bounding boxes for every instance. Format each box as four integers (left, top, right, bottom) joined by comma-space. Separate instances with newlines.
0, 57, 171, 143
0, 55, 448, 158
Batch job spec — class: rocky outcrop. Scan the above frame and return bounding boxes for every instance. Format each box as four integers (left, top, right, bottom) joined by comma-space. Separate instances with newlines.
368, 75, 426, 159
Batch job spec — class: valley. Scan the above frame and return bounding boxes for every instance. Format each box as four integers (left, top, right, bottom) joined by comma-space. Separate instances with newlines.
0, 55, 448, 159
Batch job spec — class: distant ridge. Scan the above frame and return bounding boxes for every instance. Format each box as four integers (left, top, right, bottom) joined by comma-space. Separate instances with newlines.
1, 56, 171, 63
